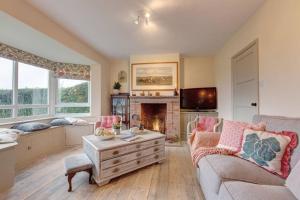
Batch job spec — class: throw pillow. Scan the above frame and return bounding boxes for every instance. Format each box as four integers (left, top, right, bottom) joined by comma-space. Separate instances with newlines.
50, 118, 72, 126
236, 129, 298, 178
11, 122, 51, 132
217, 120, 266, 152
197, 117, 217, 132
65, 117, 89, 126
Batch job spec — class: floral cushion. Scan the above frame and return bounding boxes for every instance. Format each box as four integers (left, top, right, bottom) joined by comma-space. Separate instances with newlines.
217, 120, 266, 152
236, 129, 298, 178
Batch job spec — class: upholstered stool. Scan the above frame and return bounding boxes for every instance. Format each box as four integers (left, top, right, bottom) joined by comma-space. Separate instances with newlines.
64, 153, 93, 192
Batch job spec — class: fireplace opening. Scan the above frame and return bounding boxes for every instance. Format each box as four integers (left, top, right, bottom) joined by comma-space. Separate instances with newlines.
141, 103, 167, 134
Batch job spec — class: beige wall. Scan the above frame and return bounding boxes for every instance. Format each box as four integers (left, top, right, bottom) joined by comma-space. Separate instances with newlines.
110, 59, 130, 93
181, 56, 215, 88
214, 0, 300, 119
130, 53, 180, 96
0, 0, 111, 116
110, 55, 215, 96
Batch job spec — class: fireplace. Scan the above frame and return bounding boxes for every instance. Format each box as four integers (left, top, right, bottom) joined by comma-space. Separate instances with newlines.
141, 103, 167, 133
130, 96, 180, 144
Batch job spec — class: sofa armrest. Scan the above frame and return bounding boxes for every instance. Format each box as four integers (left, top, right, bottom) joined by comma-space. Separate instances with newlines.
190, 132, 221, 152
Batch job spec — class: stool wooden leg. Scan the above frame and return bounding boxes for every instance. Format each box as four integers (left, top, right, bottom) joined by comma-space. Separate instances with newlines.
88, 168, 93, 184
83, 168, 93, 184
66, 173, 76, 192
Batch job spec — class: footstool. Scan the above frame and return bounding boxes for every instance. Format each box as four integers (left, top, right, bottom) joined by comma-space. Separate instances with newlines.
64, 153, 93, 192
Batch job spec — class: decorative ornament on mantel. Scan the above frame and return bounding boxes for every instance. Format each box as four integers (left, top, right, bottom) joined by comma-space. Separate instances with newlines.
113, 81, 122, 95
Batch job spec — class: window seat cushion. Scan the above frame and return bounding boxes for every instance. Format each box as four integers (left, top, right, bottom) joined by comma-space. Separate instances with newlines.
11, 122, 51, 132
50, 118, 72, 126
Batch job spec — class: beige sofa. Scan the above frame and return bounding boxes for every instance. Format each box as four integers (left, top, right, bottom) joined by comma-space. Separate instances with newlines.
197, 115, 299, 200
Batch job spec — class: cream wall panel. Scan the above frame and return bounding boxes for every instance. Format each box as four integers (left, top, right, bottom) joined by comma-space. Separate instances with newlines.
214, 0, 300, 119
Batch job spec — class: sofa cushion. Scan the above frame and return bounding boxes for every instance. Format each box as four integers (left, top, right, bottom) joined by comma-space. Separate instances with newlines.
286, 160, 300, 199
218, 181, 297, 200
217, 120, 266, 152
236, 129, 297, 178
198, 154, 285, 199
252, 115, 300, 168
11, 122, 51, 132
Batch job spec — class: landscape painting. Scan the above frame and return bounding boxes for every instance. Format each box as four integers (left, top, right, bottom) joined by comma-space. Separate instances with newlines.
131, 62, 178, 91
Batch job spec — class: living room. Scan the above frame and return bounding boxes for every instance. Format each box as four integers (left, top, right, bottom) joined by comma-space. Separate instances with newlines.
0, 0, 299, 200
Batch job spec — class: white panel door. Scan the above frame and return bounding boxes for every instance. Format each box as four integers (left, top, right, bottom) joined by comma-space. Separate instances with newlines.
232, 41, 259, 122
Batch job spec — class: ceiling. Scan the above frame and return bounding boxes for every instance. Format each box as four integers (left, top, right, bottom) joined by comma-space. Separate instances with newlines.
0, 11, 95, 64
26, 0, 265, 59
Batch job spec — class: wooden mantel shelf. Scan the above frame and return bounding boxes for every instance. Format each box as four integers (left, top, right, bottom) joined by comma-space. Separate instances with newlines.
130, 96, 179, 99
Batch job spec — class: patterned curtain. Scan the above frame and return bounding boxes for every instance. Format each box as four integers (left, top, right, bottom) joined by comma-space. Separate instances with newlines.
0, 42, 90, 80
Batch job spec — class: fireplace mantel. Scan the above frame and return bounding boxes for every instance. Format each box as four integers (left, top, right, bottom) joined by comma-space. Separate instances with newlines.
130, 96, 179, 99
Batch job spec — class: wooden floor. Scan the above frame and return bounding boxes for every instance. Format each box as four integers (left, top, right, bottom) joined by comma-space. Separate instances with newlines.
0, 145, 204, 200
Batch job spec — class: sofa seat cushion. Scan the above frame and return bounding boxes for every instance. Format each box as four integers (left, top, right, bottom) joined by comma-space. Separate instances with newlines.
218, 181, 296, 200
198, 154, 285, 198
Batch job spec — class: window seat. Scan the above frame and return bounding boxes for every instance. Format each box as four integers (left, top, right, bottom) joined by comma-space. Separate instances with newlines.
15, 123, 94, 171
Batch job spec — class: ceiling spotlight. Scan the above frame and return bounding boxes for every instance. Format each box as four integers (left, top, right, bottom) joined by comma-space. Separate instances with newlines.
134, 16, 140, 25
133, 11, 151, 26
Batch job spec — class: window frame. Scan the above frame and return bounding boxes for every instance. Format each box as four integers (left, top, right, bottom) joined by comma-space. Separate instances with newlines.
54, 78, 91, 117
0, 57, 91, 123
0, 60, 50, 122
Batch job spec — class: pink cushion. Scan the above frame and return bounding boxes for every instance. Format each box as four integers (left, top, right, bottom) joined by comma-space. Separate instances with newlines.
95, 116, 121, 129
196, 117, 217, 132
217, 120, 266, 152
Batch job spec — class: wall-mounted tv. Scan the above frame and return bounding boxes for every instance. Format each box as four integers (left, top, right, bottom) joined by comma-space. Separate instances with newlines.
180, 87, 217, 110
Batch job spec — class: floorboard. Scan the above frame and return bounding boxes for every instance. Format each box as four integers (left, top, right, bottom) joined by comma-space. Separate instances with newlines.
0, 145, 204, 200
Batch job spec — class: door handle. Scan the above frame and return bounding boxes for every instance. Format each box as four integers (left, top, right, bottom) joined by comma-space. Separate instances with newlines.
251, 103, 257, 107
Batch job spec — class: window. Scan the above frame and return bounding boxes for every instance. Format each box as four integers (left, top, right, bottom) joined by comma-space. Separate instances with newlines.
0, 56, 91, 123
0, 58, 13, 119
56, 79, 90, 115
18, 63, 49, 117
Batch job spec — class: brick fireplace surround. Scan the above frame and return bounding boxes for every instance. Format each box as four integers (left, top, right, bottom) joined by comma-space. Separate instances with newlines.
130, 96, 180, 143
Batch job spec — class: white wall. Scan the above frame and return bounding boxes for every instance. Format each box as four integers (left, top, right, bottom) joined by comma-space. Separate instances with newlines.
181, 56, 215, 88
110, 59, 130, 93
214, 0, 300, 119
130, 53, 180, 96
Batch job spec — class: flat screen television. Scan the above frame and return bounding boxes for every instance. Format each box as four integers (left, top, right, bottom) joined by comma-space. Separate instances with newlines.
180, 87, 217, 110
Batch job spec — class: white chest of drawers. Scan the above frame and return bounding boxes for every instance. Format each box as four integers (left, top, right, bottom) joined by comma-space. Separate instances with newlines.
83, 131, 166, 186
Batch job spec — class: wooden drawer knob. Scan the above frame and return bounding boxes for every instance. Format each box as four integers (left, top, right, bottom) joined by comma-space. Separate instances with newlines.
154, 141, 159, 145
112, 150, 119, 155
136, 152, 142, 157
112, 168, 119, 173
113, 159, 120, 164
136, 160, 141, 165
136, 144, 141, 149
154, 148, 160, 152
154, 155, 159, 159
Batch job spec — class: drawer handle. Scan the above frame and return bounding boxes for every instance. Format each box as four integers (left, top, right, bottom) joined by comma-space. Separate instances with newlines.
136, 152, 142, 157
112, 150, 119, 155
137, 160, 141, 165
112, 168, 119, 173
154, 155, 159, 159
136, 144, 141, 148
154, 148, 160, 152
154, 141, 159, 145
113, 159, 120, 164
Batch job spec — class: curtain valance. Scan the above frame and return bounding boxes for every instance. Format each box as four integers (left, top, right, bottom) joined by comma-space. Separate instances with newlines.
0, 42, 90, 80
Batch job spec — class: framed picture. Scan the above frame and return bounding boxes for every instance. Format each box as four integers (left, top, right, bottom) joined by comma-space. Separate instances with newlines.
131, 62, 178, 91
